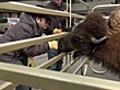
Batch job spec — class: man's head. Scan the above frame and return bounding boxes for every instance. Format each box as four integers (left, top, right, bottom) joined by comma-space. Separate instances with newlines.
32, 14, 51, 29
36, 15, 50, 29
53, 0, 62, 6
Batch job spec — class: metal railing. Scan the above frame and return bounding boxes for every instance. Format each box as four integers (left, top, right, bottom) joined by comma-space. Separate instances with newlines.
0, 1, 119, 90
91, 4, 120, 12
0, 1, 87, 90
0, 62, 120, 90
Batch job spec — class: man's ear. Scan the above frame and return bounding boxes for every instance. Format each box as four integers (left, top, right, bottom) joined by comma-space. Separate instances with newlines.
35, 17, 41, 23
35, 17, 39, 21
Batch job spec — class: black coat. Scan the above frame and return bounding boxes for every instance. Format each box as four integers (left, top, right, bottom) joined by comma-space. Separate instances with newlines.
45, 1, 66, 35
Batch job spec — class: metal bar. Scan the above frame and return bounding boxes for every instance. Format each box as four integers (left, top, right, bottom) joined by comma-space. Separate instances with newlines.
66, 0, 69, 27
78, 0, 90, 14
0, 32, 67, 54
68, 54, 72, 73
0, 53, 67, 90
65, 55, 68, 66
69, 0, 72, 27
0, 62, 120, 90
60, 57, 79, 72
0, 1, 86, 19
36, 52, 67, 69
73, 57, 87, 74
0, 82, 18, 90
91, 4, 120, 12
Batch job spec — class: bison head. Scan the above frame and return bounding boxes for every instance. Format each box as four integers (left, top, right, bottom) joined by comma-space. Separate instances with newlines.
59, 12, 108, 57
58, 34, 74, 52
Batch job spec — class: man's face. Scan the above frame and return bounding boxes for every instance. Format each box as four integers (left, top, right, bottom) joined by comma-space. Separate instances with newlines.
53, 0, 62, 5
36, 17, 49, 29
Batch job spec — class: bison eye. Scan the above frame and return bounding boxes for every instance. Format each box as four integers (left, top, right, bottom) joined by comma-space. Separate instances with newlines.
79, 38, 84, 43
73, 36, 84, 44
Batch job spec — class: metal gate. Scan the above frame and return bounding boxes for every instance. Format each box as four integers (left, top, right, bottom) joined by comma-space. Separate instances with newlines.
0, 1, 119, 90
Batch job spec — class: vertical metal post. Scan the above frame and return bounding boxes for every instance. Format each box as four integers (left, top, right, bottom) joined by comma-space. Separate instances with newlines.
68, 53, 72, 73
69, 0, 72, 27
66, 0, 69, 27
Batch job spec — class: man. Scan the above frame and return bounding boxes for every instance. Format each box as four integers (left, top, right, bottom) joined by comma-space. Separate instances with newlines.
45, 0, 66, 71
0, 12, 58, 90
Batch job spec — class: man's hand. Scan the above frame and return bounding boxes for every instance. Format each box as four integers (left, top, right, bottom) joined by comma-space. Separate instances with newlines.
53, 28, 62, 34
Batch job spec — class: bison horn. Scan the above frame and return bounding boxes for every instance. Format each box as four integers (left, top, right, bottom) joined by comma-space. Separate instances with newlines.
91, 36, 107, 44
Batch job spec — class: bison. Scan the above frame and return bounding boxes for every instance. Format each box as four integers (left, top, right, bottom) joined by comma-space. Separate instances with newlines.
58, 7, 120, 76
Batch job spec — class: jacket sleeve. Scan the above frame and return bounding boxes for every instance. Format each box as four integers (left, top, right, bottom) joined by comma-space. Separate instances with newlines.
22, 43, 50, 57
13, 24, 50, 57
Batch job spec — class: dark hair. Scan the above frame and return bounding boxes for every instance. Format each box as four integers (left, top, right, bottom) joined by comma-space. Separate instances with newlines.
29, 13, 51, 22
115, 0, 120, 4
32, 5, 52, 22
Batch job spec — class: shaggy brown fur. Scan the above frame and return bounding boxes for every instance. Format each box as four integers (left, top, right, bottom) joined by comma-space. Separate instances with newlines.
58, 8, 120, 76
107, 7, 120, 37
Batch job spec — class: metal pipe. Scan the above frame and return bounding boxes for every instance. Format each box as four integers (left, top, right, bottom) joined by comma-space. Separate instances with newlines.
79, 0, 90, 14
91, 4, 120, 12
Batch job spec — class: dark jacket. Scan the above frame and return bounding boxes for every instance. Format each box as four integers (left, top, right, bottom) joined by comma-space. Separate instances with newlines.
45, 1, 66, 35
0, 12, 49, 63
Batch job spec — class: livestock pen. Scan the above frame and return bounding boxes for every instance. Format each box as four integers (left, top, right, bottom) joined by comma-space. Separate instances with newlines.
0, 1, 119, 90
